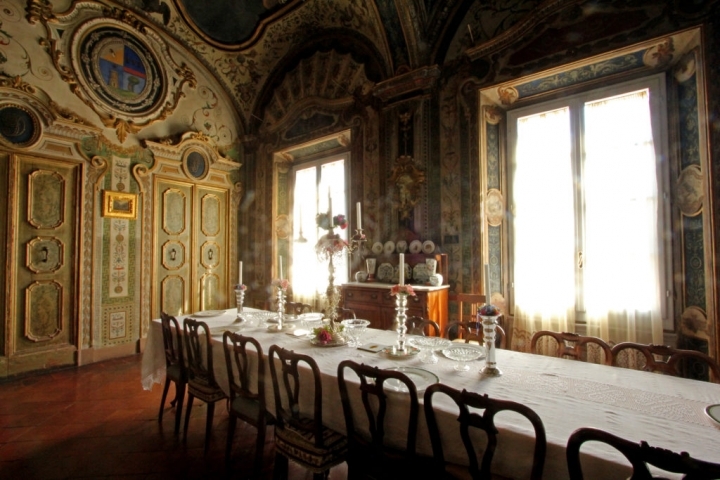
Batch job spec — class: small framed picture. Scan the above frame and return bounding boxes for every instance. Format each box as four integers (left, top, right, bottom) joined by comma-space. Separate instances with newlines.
102, 191, 138, 219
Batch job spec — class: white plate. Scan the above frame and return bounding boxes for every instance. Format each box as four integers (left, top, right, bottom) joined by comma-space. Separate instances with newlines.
192, 310, 226, 318
385, 366, 439, 393
396, 240, 407, 253
383, 241, 396, 255
705, 404, 720, 426
409, 240, 423, 254
371, 242, 384, 255
377, 262, 394, 282
422, 240, 436, 254
413, 263, 429, 283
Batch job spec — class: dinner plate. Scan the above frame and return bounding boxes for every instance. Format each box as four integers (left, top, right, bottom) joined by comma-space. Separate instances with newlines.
422, 240, 436, 254
377, 262, 394, 282
705, 404, 720, 426
192, 310, 226, 318
383, 240, 396, 255
371, 242, 384, 254
413, 263, 429, 283
385, 366, 439, 393
209, 325, 242, 335
409, 240, 422, 254
396, 240, 407, 253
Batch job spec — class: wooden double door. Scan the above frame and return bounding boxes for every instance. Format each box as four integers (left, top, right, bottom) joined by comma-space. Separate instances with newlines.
153, 177, 230, 318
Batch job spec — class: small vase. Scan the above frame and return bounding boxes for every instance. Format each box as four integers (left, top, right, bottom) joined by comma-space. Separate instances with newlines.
480, 313, 502, 377
394, 293, 408, 352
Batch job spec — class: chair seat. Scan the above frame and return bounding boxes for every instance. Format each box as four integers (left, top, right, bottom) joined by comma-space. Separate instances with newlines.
230, 396, 274, 425
166, 364, 185, 383
275, 417, 348, 473
187, 378, 226, 403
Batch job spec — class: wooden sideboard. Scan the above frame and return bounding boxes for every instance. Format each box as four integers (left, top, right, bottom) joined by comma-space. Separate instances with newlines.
340, 282, 449, 333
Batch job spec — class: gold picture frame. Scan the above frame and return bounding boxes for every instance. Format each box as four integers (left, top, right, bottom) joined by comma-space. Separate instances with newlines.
102, 191, 137, 219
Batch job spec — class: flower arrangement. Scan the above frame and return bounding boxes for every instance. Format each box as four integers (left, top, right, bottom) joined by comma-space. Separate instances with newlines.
390, 284, 416, 296
271, 278, 290, 291
316, 212, 348, 232
234, 284, 247, 291
478, 303, 501, 316
315, 233, 349, 261
313, 324, 344, 344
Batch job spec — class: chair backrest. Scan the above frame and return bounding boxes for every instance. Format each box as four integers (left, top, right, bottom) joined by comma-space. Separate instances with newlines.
424, 383, 546, 480
337, 360, 419, 461
443, 321, 506, 349
448, 293, 486, 323
160, 312, 184, 371
268, 345, 325, 447
183, 318, 219, 388
286, 302, 312, 316
531, 331, 612, 366
223, 332, 265, 408
406, 316, 440, 336
611, 342, 720, 382
566, 427, 720, 479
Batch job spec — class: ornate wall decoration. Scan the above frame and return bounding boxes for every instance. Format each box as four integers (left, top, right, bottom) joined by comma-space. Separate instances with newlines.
0, 104, 41, 148
485, 189, 505, 226
102, 305, 133, 344
389, 155, 425, 221
182, 149, 209, 180
31, 6, 196, 142
677, 165, 704, 217
24, 280, 63, 342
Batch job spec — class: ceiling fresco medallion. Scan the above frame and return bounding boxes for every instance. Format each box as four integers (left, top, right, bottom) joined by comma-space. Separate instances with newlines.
0, 103, 41, 148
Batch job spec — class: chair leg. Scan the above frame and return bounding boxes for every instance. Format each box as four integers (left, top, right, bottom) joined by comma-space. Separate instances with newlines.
173, 382, 186, 435
204, 401, 215, 455
158, 377, 171, 422
183, 394, 194, 441
253, 424, 266, 478
273, 452, 288, 480
225, 415, 237, 466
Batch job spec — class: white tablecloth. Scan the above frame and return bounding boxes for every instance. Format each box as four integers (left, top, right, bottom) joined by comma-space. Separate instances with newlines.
141, 309, 720, 479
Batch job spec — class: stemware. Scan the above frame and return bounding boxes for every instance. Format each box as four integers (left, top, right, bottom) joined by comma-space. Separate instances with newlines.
341, 319, 371, 347
407, 336, 452, 364
442, 345, 485, 371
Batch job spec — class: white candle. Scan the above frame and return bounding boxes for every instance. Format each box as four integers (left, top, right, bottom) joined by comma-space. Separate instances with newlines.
238, 261, 243, 285
484, 263, 490, 303
279, 255, 284, 279
328, 187, 332, 219
356, 202, 362, 230
399, 253, 405, 285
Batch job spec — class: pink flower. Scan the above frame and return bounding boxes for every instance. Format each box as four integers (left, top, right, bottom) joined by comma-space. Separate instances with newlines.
234, 284, 247, 290
390, 284, 416, 296
317, 330, 333, 344
271, 279, 289, 290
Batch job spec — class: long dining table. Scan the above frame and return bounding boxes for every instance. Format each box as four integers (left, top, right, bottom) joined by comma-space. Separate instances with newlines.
141, 308, 720, 479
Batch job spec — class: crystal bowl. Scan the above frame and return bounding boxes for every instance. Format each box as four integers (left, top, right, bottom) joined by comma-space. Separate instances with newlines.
408, 336, 452, 364
442, 345, 485, 371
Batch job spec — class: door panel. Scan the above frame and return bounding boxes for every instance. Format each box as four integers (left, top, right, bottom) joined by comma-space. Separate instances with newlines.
12, 156, 79, 369
197, 186, 227, 310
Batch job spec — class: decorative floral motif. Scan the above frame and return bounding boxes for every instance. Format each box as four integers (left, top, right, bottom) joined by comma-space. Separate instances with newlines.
313, 324, 344, 344
390, 284, 416, 296
234, 284, 247, 291
479, 303, 501, 316
315, 233, 349, 261
316, 212, 348, 231
271, 278, 289, 291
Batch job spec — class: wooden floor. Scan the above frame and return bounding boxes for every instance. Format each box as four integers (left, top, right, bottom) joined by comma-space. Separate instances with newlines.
0, 354, 348, 479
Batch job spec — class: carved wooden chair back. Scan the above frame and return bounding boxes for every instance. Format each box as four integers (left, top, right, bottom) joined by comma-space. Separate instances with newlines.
182, 318, 227, 453
424, 383, 546, 480
222, 332, 275, 473
566, 427, 720, 479
443, 321, 507, 349
611, 342, 720, 382
337, 360, 424, 477
286, 301, 312, 317
406, 316, 440, 336
159, 312, 187, 434
530, 331, 612, 366
449, 293, 486, 324
268, 345, 347, 477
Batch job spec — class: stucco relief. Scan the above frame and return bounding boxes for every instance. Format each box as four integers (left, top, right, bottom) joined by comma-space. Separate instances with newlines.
677, 165, 704, 217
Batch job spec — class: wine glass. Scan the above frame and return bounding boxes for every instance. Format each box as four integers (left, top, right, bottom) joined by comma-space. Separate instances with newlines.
442, 345, 485, 371
341, 319, 371, 347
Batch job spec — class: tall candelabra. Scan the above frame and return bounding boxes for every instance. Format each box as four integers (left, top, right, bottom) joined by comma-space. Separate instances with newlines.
394, 293, 408, 353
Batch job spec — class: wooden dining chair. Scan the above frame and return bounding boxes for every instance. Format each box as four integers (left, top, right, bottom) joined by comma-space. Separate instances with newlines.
285, 301, 312, 316
448, 292, 486, 323
182, 318, 228, 454
531, 331, 612, 366
337, 360, 432, 478
566, 427, 720, 479
443, 320, 507, 349
159, 312, 187, 435
424, 383, 547, 480
268, 345, 347, 479
406, 315, 440, 336
611, 342, 720, 382
222, 332, 275, 475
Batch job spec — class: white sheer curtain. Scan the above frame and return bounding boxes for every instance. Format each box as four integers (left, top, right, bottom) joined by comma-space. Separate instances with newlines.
292, 159, 348, 307
513, 107, 576, 348
583, 90, 663, 344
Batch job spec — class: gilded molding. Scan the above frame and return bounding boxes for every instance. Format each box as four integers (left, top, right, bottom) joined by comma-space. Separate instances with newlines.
374, 65, 441, 102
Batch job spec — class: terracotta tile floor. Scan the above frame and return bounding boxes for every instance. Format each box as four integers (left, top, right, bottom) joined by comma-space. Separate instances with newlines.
0, 354, 348, 479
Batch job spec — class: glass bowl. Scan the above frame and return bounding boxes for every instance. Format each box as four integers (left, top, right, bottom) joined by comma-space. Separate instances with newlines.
408, 336, 453, 364
341, 319, 371, 347
442, 345, 485, 371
